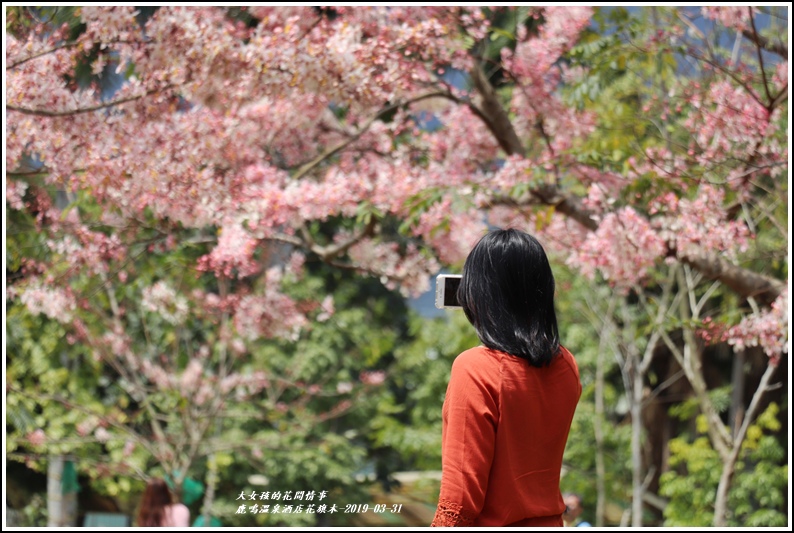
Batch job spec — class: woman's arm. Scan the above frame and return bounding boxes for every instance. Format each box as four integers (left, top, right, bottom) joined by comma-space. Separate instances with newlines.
431, 349, 499, 526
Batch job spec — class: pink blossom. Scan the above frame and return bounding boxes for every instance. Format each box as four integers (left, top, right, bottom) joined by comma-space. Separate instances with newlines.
233, 275, 308, 341
27, 429, 46, 446
581, 184, 614, 217
701, 7, 757, 32
360, 370, 387, 386
141, 281, 189, 325
6, 180, 28, 210
348, 239, 440, 297
725, 288, 789, 364
220, 374, 243, 395
12, 279, 77, 323
180, 359, 204, 396
194, 384, 214, 406
141, 359, 173, 389
651, 184, 751, 259
77, 418, 98, 437
230, 338, 247, 355
94, 427, 111, 443
286, 252, 306, 280
45, 224, 127, 276
569, 207, 666, 291
317, 295, 335, 323
490, 155, 534, 192
685, 80, 774, 187
122, 440, 136, 457
413, 199, 487, 265
197, 222, 260, 279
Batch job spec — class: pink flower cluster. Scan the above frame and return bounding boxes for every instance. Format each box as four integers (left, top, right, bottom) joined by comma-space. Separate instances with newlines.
197, 222, 260, 279
686, 80, 774, 187
360, 370, 387, 386
12, 279, 77, 323
179, 359, 204, 396
581, 184, 613, 218
504, 7, 593, 82
569, 207, 666, 291
724, 288, 789, 364
27, 429, 47, 447
701, 7, 757, 32
46, 223, 127, 276
233, 268, 308, 340
100, 329, 136, 367
141, 281, 189, 325
6, 179, 28, 210
347, 239, 440, 297
316, 295, 335, 323
413, 199, 487, 265
490, 155, 534, 192
650, 185, 751, 259
428, 106, 500, 175
136, 354, 272, 404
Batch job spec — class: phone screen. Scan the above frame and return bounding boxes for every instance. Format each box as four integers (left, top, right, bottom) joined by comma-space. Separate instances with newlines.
443, 276, 461, 307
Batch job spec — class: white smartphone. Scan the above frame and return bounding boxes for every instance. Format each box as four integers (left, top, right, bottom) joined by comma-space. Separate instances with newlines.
435, 274, 462, 309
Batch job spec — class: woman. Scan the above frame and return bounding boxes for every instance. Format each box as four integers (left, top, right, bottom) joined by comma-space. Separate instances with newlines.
136, 477, 191, 527
431, 228, 582, 527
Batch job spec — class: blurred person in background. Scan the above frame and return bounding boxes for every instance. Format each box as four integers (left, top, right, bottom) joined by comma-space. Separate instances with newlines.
563, 493, 592, 527
136, 477, 190, 527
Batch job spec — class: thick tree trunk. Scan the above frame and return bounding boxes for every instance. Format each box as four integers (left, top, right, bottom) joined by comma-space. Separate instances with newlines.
47, 456, 77, 527
47, 456, 64, 527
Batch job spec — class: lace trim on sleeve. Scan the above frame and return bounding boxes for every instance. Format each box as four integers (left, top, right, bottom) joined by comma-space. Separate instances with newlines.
431, 499, 475, 527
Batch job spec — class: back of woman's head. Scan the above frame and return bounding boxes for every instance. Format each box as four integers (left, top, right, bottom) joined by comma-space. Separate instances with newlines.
137, 477, 173, 527
458, 228, 560, 367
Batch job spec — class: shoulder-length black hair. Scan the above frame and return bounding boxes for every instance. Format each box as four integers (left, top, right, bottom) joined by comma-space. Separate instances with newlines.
458, 228, 560, 367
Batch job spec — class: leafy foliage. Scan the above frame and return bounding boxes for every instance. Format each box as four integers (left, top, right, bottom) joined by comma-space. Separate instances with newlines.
660, 403, 788, 526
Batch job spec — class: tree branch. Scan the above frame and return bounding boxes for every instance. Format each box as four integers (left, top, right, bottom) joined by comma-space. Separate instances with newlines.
307, 217, 377, 261
6, 41, 82, 70
740, 28, 788, 58
678, 250, 784, 307
469, 62, 525, 156
7, 384, 157, 459
6, 87, 169, 117
290, 91, 453, 181
748, 8, 774, 106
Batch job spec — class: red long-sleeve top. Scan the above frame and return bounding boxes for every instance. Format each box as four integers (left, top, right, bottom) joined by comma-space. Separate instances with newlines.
431, 345, 582, 527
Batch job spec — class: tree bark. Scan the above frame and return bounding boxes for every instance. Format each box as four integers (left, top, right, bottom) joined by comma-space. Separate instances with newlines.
47, 455, 77, 527
713, 362, 778, 526
630, 363, 644, 527
201, 453, 218, 527
593, 296, 616, 527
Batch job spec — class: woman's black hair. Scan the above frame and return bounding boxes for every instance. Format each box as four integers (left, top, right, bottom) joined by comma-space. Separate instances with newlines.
457, 228, 560, 367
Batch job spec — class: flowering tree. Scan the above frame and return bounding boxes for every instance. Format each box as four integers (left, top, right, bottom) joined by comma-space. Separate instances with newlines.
6, 5, 788, 526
